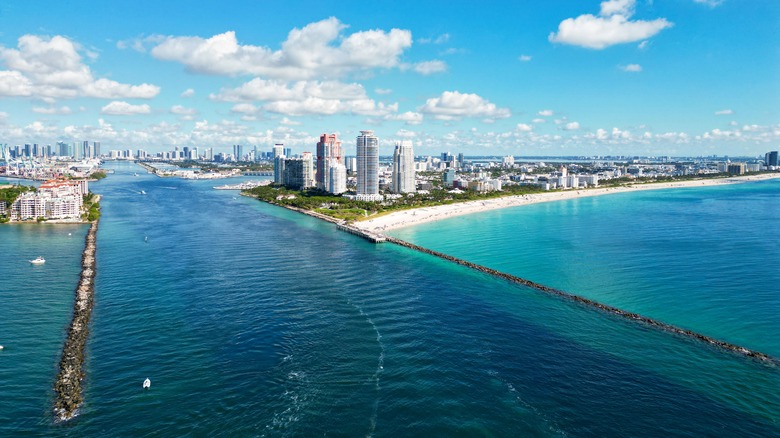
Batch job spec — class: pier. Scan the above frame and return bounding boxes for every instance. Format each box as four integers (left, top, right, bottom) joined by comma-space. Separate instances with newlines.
53, 220, 98, 421
384, 235, 777, 365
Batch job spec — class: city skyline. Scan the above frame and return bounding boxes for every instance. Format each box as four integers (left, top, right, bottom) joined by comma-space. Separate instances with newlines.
0, 1, 777, 156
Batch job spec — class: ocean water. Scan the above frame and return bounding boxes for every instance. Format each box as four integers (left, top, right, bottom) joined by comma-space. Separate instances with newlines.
1, 163, 778, 436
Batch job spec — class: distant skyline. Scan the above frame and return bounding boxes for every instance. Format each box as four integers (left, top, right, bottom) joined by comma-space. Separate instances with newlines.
0, 0, 777, 156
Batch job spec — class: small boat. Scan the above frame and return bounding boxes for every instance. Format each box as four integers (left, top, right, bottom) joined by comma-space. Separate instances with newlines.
30, 256, 45, 265
140, 190, 146, 195
144, 235, 148, 243
134, 173, 139, 177
143, 378, 151, 389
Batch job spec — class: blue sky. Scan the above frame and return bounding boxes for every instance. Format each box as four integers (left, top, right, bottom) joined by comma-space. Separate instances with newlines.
0, 0, 777, 156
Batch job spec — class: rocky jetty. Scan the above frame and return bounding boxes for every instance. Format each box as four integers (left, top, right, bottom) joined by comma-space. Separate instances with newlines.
386, 236, 777, 365
53, 221, 98, 421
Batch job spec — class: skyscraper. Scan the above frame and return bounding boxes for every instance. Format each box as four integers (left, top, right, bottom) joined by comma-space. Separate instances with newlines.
316, 133, 343, 192
273, 144, 284, 159
766, 151, 779, 167
392, 140, 416, 194
356, 130, 379, 197
233, 144, 243, 161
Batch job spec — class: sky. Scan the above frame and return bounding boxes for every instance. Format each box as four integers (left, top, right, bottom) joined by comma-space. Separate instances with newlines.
0, 0, 778, 157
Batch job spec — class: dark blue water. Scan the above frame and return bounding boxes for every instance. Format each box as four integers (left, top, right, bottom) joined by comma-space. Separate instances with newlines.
1, 163, 778, 436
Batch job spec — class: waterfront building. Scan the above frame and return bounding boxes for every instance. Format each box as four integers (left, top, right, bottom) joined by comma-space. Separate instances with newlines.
727, 163, 746, 175
10, 178, 87, 221
328, 161, 347, 194
316, 133, 343, 192
356, 130, 379, 198
766, 151, 779, 167
391, 140, 416, 194
281, 152, 314, 190
274, 155, 286, 185
502, 156, 515, 167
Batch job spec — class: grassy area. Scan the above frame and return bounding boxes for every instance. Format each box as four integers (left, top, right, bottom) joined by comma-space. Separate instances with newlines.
244, 183, 545, 222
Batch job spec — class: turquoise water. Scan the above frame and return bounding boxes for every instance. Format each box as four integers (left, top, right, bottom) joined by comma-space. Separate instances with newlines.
391, 179, 780, 358
1, 163, 778, 436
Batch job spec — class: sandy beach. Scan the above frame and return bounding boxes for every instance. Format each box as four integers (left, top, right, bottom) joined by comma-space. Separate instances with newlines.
353, 173, 780, 233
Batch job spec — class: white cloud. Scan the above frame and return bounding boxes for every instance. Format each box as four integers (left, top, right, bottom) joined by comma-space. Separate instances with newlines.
149, 18, 413, 80
620, 63, 642, 72
212, 78, 400, 117
101, 101, 151, 115
395, 129, 417, 138
170, 105, 198, 120
538, 109, 554, 116
279, 117, 300, 125
387, 111, 424, 125
230, 103, 260, 115
638, 40, 649, 49
180, 88, 195, 98
715, 109, 733, 115
32, 105, 73, 115
413, 60, 447, 75
518, 55, 532, 62
564, 121, 581, 130
375, 88, 392, 95
418, 91, 511, 121
532, 118, 546, 123
549, 0, 672, 49
516, 123, 533, 132
0, 35, 160, 100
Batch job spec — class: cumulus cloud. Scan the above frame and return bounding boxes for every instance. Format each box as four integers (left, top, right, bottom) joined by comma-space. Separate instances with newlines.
715, 109, 733, 115
563, 121, 581, 130
211, 78, 400, 117
538, 109, 554, 116
418, 91, 511, 121
0, 35, 160, 100
149, 17, 416, 80
170, 105, 198, 120
549, 0, 672, 49
516, 123, 533, 132
180, 88, 195, 98
101, 101, 152, 115
413, 60, 447, 75
620, 63, 642, 72
518, 55, 532, 62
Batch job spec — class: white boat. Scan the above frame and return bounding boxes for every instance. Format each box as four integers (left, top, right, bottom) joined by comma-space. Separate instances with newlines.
134, 173, 138, 176
29, 256, 45, 265
143, 378, 151, 389
140, 190, 146, 195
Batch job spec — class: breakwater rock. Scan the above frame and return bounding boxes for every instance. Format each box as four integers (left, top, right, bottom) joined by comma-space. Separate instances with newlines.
53, 221, 98, 421
386, 236, 777, 365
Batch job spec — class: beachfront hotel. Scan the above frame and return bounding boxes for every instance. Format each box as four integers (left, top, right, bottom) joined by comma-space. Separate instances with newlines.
355, 130, 383, 201
391, 140, 416, 194
316, 134, 345, 194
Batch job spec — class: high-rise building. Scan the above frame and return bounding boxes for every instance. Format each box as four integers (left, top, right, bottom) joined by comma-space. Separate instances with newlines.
281, 152, 314, 189
392, 140, 416, 194
233, 144, 243, 161
356, 130, 379, 196
93, 141, 101, 158
274, 156, 286, 185
316, 133, 343, 192
273, 144, 284, 158
766, 151, 779, 167
82, 141, 90, 159
328, 161, 347, 194
284, 148, 292, 158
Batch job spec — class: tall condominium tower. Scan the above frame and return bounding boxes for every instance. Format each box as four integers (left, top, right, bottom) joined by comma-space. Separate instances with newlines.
392, 140, 416, 193
316, 133, 343, 192
272, 144, 284, 158
356, 130, 379, 196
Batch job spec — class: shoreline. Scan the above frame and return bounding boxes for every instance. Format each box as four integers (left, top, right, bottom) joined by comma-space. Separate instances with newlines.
354, 173, 780, 233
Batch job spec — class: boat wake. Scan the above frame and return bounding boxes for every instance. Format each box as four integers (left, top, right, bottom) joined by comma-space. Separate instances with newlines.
351, 301, 385, 437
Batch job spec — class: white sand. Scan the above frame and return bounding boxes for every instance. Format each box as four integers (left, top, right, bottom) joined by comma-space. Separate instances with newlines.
353, 173, 780, 233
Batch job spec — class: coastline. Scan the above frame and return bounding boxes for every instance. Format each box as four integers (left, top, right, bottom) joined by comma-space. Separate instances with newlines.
354, 173, 780, 233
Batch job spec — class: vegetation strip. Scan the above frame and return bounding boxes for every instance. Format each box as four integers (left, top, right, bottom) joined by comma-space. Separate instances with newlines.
53, 220, 98, 421
385, 236, 777, 365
